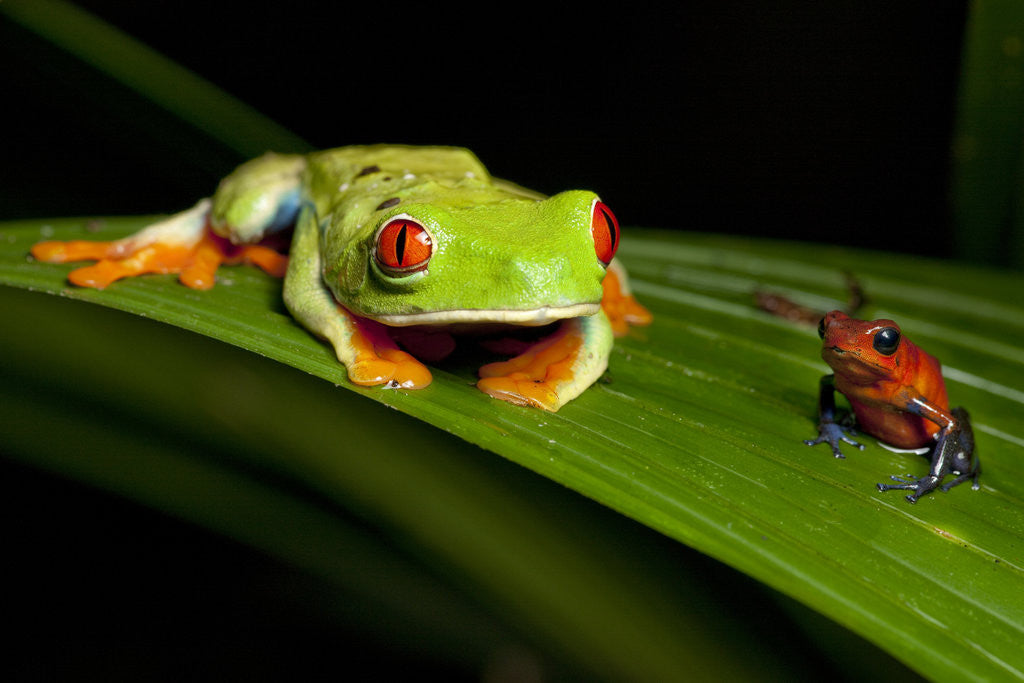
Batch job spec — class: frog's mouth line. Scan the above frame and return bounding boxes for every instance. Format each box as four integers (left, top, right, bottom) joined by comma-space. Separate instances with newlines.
369, 302, 602, 327
825, 346, 890, 378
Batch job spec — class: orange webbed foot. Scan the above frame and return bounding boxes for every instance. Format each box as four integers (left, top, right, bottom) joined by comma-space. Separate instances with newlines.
345, 314, 433, 390
30, 200, 288, 290
476, 323, 585, 411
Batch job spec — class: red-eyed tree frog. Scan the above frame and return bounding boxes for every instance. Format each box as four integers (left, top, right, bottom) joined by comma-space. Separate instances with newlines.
804, 310, 979, 503
31, 145, 652, 411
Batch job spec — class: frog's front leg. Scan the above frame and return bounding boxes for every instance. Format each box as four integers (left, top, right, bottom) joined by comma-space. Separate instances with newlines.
878, 404, 980, 503
283, 205, 430, 390
476, 311, 614, 411
804, 374, 865, 458
31, 153, 301, 289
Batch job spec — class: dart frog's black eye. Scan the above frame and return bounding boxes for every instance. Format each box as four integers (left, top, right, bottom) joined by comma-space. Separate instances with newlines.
872, 326, 901, 356
817, 317, 826, 339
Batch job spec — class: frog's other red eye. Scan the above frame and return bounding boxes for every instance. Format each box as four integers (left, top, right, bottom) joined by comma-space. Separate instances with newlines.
591, 200, 619, 266
375, 218, 433, 275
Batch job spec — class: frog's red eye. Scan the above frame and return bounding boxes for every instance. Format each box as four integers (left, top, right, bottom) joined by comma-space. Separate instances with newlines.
375, 218, 432, 275
591, 200, 619, 266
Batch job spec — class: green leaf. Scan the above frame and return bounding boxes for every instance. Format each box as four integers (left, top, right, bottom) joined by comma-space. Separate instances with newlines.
950, 0, 1024, 267
3, 217, 1023, 680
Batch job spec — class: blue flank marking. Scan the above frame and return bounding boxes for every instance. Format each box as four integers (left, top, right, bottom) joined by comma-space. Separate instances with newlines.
266, 188, 302, 233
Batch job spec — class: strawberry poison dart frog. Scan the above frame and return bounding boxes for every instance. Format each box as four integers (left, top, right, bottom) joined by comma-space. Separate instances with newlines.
804, 311, 980, 503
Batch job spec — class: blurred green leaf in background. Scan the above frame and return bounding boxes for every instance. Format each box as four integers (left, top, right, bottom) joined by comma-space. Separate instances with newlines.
951, 0, 1024, 267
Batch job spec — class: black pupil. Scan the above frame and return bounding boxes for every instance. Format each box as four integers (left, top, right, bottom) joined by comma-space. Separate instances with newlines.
394, 223, 407, 265
872, 327, 900, 355
817, 318, 826, 339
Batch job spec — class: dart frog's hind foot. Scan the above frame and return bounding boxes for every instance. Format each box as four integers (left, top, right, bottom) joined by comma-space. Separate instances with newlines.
877, 407, 980, 503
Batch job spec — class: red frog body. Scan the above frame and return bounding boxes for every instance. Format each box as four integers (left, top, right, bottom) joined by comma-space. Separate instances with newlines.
805, 311, 980, 503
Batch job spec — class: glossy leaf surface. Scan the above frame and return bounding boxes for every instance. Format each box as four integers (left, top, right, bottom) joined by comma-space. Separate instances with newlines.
2, 217, 1023, 680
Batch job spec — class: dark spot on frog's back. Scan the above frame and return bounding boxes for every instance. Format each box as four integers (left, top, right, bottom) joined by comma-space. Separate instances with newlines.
376, 197, 401, 211
357, 165, 381, 177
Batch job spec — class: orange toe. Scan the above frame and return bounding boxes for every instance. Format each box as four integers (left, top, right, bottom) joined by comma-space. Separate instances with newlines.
236, 244, 289, 278
32, 239, 117, 263
477, 375, 559, 410
348, 349, 432, 389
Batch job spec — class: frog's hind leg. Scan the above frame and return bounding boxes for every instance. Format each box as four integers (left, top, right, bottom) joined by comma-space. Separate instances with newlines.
33, 153, 305, 290
32, 198, 289, 290
32, 199, 210, 288
877, 406, 979, 503
941, 406, 981, 492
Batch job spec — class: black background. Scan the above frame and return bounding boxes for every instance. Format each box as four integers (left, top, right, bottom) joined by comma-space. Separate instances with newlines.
3, 2, 967, 259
